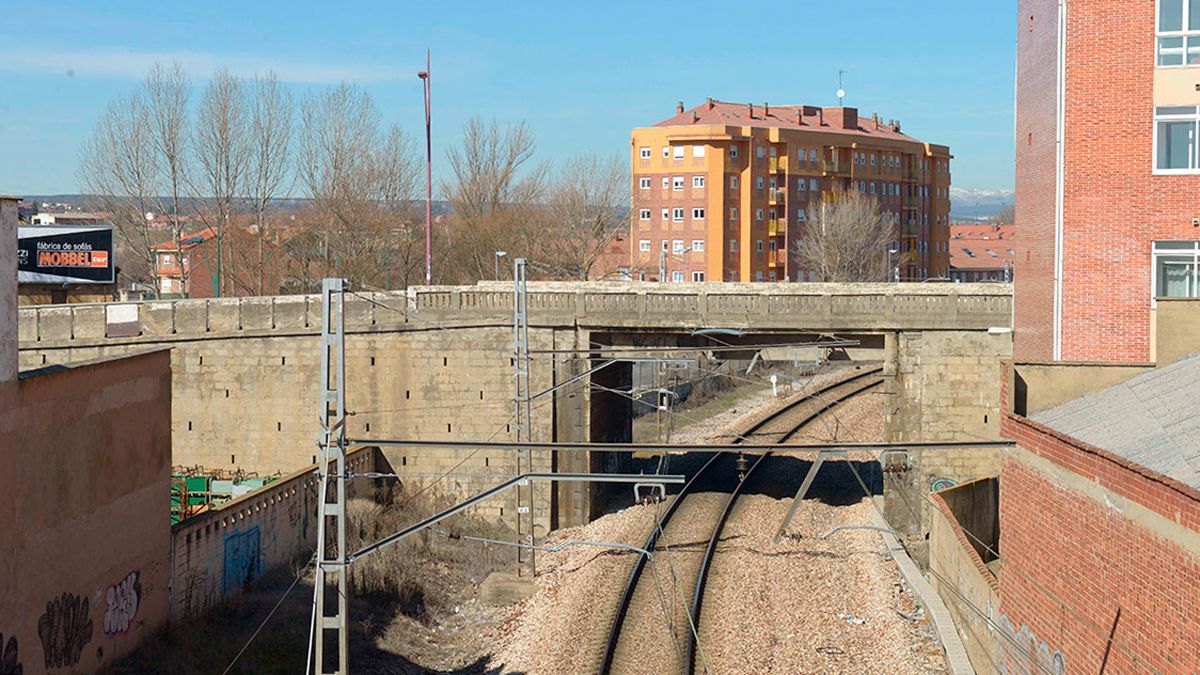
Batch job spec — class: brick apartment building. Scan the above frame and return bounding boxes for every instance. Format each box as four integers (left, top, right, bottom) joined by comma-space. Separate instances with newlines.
629, 99, 952, 283
1016, 0, 1200, 362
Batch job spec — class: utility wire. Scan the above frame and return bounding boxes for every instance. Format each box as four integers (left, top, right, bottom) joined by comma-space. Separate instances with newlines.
220, 556, 314, 675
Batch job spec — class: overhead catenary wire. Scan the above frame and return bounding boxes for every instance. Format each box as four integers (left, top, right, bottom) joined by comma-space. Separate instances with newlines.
218, 555, 314, 675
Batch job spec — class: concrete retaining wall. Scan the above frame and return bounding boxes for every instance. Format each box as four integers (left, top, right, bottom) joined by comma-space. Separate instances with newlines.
168, 447, 376, 619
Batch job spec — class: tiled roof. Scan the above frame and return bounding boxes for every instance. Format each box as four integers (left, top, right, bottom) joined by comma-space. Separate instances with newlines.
950, 224, 1015, 270
1032, 355, 1200, 490
151, 227, 217, 251
650, 100, 924, 143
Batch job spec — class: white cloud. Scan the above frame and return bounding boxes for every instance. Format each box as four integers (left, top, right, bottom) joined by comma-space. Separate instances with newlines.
0, 46, 400, 84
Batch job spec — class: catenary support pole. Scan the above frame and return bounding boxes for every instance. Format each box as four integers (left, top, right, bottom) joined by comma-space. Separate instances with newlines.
312, 278, 349, 674
512, 258, 535, 577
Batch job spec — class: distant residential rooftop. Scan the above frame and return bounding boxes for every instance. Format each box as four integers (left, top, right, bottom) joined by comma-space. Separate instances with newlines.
1032, 355, 1200, 490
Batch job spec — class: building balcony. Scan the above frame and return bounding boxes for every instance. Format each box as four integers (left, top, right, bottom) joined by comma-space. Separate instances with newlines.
902, 196, 919, 209
822, 159, 852, 176
768, 189, 786, 205
902, 167, 919, 181
769, 156, 787, 173
768, 218, 780, 236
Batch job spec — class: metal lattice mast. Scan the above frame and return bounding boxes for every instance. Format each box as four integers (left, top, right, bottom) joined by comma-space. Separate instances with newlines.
312, 278, 349, 674
512, 258, 535, 577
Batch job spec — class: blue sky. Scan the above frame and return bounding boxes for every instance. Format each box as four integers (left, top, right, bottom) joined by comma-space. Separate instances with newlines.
0, 0, 1016, 196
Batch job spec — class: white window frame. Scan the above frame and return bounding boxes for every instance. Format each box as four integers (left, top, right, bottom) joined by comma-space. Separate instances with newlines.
692, 271, 705, 282
756, 177, 764, 190
673, 208, 685, 222
693, 176, 705, 189
662, 208, 670, 220
640, 147, 652, 159
673, 239, 685, 254
672, 271, 685, 283
1151, 241, 1200, 305
755, 208, 764, 221
692, 208, 706, 220
756, 145, 765, 159
673, 146, 686, 160
673, 176, 685, 191
809, 179, 818, 191
730, 239, 739, 252
755, 271, 764, 282
662, 176, 670, 189
1153, 105, 1200, 174
730, 175, 739, 189
639, 239, 651, 252
730, 145, 739, 159
756, 240, 764, 253
798, 180, 807, 192
729, 207, 738, 220
639, 177, 652, 189
692, 239, 705, 252
639, 208, 652, 221
663, 146, 670, 158
693, 145, 706, 158
1156, 0, 1200, 66
796, 210, 806, 221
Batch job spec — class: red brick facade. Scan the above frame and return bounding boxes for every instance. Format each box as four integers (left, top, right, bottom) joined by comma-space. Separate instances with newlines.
1015, 0, 1200, 362
999, 412, 1200, 672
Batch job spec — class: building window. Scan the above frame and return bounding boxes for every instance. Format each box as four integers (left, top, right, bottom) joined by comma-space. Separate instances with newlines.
692, 239, 705, 252
692, 208, 706, 220
673, 176, 685, 191
662, 177, 670, 189
693, 145, 706, 158
755, 271, 764, 282
672, 271, 685, 283
756, 145, 765, 159
756, 208, 764, 221
797, 210, 806, 221
673, 146, 685, 160
798, 180, 806, 192
870, 154, 877, 166
1153, 241, 1200, 298
809, 179, 818, 191
730, 146, 739, 159
1159, 0, 1200, 65
730, 207, 738, 220
639, 239, 651, 252
673, 240, 685, 253
756, 240, 764, 252
756, 177, 764, 190
1155, 106, 1200, 171
639, 209, 651, 220
730, 239, 739, 252
730, 175, 739, 189
662, 208, 670, 220
693, 176, 705, 189
662, 240, 670, 251
640, 147, 651, 159
673, 208, 685, 222
769, 240, 778, 252
663, 146, 670, 158
692, 271, 705, 282
639, 177, 651, 189
768, 271, 777, 281
161, 254, 173, 266
809, 149, 818, 162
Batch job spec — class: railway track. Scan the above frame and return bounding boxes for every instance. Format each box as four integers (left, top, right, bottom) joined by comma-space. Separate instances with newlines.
599, 364, 884, 674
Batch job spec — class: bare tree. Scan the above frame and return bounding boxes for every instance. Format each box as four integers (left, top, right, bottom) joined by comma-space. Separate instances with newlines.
442, 117, 545, 282
144, 61, 193, 296
793, 192, 898, 282
245, 72, 293, 295
540, 153, 629, 280
194, 68, 250, 297
991, 203, 1015, 225
78, 93, 161, 290
372, 125, 424, 289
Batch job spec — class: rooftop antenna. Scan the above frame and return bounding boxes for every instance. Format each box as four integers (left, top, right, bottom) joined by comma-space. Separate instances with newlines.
837, 69, 847, 106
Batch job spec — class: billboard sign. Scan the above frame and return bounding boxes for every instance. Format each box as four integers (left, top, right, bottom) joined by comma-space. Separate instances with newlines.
17, 225, 115, 284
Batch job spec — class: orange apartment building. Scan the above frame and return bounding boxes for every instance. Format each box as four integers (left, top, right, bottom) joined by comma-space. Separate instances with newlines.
629, 99, 952, 282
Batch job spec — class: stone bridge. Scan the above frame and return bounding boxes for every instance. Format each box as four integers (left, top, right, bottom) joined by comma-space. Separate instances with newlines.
18, 282, 1013, 532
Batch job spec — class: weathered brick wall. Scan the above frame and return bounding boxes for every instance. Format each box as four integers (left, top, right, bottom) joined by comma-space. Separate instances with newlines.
999, 414, 1200, 673
169, 447, 375, 619
1014, 0, 1059, 361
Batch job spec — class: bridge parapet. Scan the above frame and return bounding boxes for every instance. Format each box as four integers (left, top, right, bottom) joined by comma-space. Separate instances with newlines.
17, 282, 1012, 348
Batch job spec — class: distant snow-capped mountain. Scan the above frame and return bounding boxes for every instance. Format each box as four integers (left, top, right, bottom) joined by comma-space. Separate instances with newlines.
950, 187, 1014, 222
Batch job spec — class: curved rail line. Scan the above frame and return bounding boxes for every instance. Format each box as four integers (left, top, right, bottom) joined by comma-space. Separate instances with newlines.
600, 365, 884, 674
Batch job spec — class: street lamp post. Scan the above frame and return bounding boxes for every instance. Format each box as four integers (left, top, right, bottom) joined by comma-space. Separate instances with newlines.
418, 50, 432, 285
887, 243, 900, 283
495, 251, 508, 280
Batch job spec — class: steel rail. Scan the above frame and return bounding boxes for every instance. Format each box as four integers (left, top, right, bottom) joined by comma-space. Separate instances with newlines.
683, 368, 884, 674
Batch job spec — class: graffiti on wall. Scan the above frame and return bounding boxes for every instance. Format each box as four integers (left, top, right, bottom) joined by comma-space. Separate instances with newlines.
0, 633, 22, 675
103, 571, 142, 635
37, 593, 93, 669
930, 476, 958, 492
222, 526, 262, 595
996, 614, 1065, 675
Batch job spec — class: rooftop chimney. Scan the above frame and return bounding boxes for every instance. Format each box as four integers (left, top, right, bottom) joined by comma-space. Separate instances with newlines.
764, 101, 770, 117
747, 103, 754, 119
1, 196, 17, 384
677, 101, 685, 114
707, 97, 715, 110
796, 109, 804, 125
817, 109, 825, 126
691, 111, 699, 124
